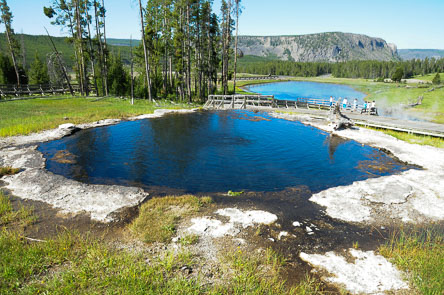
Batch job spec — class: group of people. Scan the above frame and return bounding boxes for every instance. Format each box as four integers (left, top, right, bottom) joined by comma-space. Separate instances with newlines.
328, 96, 377, 114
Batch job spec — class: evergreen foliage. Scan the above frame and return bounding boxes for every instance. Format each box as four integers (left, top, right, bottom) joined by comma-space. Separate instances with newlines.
107, 52, 129, 96
237, 56, 444, 79
28, 52, 50, 84
0, 53, 16, 84
432, 73, 441, 85
391, 67, 404, 82
0, 0, 22, 86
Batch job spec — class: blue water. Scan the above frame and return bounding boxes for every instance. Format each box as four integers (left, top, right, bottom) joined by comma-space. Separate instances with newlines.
38, 110, 410, 193
247, 81, 366, 103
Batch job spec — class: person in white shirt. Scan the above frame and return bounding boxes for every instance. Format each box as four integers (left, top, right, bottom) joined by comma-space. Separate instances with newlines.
342, 98, 348, 110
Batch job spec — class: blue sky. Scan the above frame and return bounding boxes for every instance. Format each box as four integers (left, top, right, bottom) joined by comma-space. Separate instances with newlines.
5, 0, 444, 49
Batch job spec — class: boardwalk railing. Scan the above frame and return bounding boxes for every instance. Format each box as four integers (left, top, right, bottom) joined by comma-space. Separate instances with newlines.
204, 95, 275, 109
204, 95, 334, 110
0, 84, 95, 98
234, 76, 279, 81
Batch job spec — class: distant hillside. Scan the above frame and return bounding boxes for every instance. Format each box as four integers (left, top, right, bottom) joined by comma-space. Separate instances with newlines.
238, 32, 399, 62
398, 49, 444, 60
0, 33, 133, 69
107, 38, 140, 47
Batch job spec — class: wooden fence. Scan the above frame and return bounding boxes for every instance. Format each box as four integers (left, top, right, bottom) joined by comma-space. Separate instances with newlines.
0, 84, 95, 98
234, 76, 279, 81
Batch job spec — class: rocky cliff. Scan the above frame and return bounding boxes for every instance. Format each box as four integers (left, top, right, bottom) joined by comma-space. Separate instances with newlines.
238, 32, 399, 62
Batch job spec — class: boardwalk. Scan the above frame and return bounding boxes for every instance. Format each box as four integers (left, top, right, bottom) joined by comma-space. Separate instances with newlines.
204, 95, 444, 138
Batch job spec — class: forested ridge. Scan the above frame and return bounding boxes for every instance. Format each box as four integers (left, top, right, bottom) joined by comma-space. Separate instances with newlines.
0, 33, 133, 69
238, 55, 444, 80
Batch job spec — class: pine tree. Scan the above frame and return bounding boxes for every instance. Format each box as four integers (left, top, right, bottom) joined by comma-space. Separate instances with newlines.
0, 0, 21, 86
0, 52, 16, 84
107, 52, 129, 96
432, 73, 441, 85
391, 67, 404, 82
29, 52, 50, 84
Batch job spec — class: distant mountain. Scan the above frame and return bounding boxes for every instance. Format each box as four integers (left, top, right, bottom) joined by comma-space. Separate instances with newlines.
237, 32, 399, 62
0, 33, 132, 69
398, 49, 444, 60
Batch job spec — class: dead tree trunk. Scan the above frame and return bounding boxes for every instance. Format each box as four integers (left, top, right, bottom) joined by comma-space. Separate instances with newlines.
45, 27, 74, 96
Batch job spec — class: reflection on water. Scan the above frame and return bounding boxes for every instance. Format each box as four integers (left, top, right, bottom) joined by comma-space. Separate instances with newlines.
38, 110, 414, 193
324, 135, 350, 161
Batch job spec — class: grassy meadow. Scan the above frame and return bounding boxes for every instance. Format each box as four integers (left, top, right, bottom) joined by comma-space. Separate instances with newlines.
0, 96, 196, 137
413, 73, 444, 82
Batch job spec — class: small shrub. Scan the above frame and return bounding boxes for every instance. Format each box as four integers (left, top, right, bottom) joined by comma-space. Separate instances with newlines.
180, 234, 199, 246
432, 73, 441, 85
376, 77, 385, 83
227, 190, 244, 197
0, 166, 20, 178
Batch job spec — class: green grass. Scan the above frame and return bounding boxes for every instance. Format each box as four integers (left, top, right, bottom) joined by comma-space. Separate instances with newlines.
0, 229, 204, 294
129, 195, 213, 243
365, 127, 444, 148
0, 96, 196, 137
379, 229, 444, 295
220, 247, 323, 294
0, 191, 36, 228
0, 193, 327, 294
0, 228, 324, 294
412, 73, 444, 82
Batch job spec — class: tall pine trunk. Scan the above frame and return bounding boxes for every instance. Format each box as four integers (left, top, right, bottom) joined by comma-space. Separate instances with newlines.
74, 0, 88, 96
138, 0, 152, 101
233, 0, 239, 94
4, 26, 20, 87
186, 4, 192, 102
94, 0, 105, 95
101, 0, 109, 96
84, 0, 98, 96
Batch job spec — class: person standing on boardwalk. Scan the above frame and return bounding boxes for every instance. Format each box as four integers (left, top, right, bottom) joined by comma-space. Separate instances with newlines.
330, 96, 334, 108
362, 101, 368, 113
353, 98, 358, 112
342, 98, 348, 110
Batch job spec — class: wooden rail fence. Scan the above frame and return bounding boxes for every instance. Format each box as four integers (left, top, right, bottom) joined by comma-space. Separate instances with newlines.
234, 76, 279, 81
0, 84, 96, 98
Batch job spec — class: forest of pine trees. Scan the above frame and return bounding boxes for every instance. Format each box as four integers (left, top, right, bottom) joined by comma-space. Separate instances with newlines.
1, 0, 443, 101
237, 57, 444, 80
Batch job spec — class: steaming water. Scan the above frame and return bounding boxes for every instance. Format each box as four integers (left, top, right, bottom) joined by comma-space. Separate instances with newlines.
38, 110, 412, 193
247, 81, 366, 103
